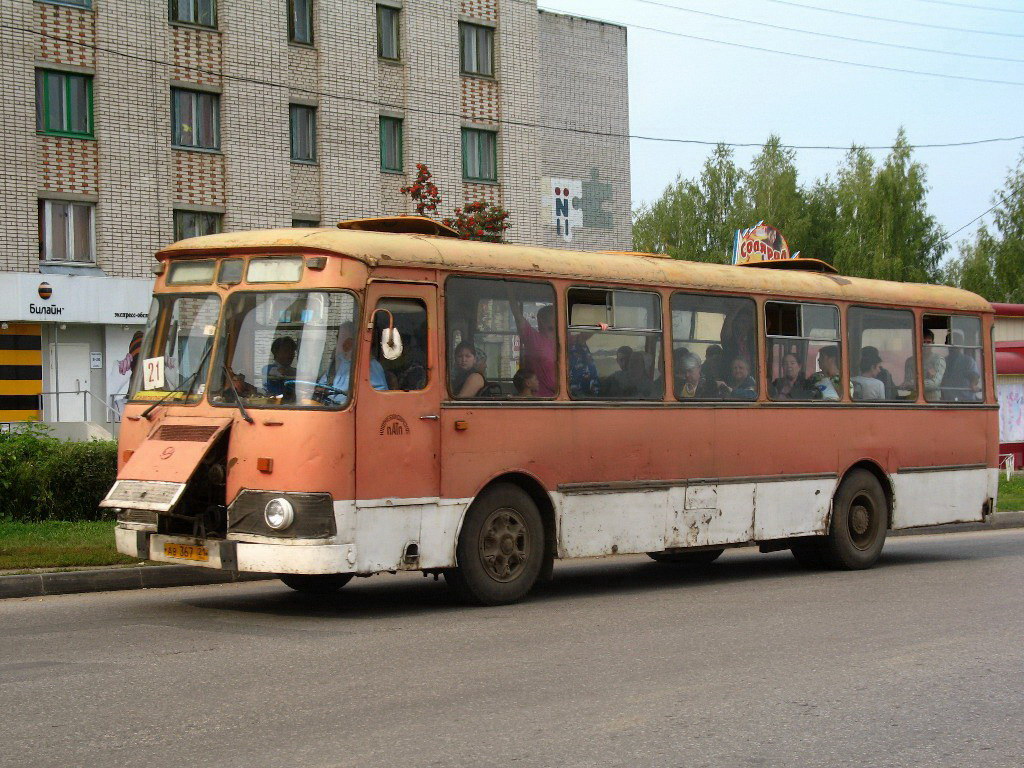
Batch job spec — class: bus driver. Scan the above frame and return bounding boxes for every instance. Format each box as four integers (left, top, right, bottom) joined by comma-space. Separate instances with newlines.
318, 321, 388, 402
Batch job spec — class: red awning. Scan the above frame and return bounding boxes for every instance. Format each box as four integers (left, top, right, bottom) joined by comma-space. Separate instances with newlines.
996, 341, 1024, 374
992, 303, 1024, 317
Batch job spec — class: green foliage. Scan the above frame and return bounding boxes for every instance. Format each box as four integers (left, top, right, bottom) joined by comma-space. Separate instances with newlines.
633, 129, 950, 282
943, 150, 1024, 302
0, 424, 118, 522
0, 520, 135, 570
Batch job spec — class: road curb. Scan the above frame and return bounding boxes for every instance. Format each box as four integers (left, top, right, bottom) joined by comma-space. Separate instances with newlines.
0, 565, 271, 600
2, 511, 1022, 600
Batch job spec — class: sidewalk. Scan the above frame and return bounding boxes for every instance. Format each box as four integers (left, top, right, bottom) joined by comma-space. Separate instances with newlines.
2, 511, 1022, 600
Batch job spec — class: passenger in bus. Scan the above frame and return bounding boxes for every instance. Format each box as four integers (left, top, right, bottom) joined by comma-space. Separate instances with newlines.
922, 329, 946, 401
224, 372, 257, 399
509, 293, 556, 396
716, 356, 756, 400
941, 330, 980, 401
851, 347, 886, 400
601, 346, 634, 397
860, 345, 898, 399
770, 351, 811, 400
513, 366, 539, 397
702, 344, 725, 382
318, 321, 388, 401
809, 346, 841, 401
721, 306, 756, 368
967, 372, 983, 401
263, 336, 297, 397
450, 342, 487, 398
676, 352, 708, 399
568, 332, 600, 396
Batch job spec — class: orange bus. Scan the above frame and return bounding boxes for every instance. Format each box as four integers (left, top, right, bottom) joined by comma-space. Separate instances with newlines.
104, 217, 998, 605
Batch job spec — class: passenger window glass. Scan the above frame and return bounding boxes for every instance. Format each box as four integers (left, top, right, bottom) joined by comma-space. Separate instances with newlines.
446, 277, 557, 398
848, 307, 916, 402
217, 258, 244, 285
369, 298, 428, 392
922, 314, 984, 403
167, 260, 216, 285
765, 301, 841, 401
670, 293, 757, 401
567, 288, 663, 400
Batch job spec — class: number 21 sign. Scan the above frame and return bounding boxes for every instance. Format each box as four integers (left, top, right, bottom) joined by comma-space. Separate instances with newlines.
142, 356, 165, 390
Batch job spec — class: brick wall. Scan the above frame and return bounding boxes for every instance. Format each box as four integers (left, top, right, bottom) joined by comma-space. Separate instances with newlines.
0, 0, 631, 282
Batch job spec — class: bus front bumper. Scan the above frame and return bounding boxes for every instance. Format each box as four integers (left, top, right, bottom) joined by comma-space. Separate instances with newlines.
115, 527, 356, 575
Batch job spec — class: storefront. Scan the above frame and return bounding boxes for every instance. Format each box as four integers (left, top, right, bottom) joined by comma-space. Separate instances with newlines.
0, 273, 152, 435
993, 303, 1024, 469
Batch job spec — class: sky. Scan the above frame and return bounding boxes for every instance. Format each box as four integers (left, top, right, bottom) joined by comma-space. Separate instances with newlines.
539, 0, 1024, 258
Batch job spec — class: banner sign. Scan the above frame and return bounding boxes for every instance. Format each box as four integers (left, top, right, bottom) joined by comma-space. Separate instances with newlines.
732, 221, 800, 265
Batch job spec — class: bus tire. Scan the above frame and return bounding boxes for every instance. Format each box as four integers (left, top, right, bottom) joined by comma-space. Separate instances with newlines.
647, 548, 724, 566
278, 573, 353, 594
823, 469, 888, 570
444, 483, 544, 606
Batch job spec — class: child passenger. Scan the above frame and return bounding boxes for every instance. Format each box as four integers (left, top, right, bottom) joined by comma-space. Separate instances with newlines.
513, 366, 539, 397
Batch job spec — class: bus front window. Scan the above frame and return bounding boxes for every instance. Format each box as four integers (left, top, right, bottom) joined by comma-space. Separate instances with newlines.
128, 294, 221, 404
211, 291, 357, 409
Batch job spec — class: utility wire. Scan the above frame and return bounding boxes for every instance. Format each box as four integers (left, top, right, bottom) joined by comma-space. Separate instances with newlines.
530, 8, 1024, 87
624, 0, 1024, 64
942, 182, 1023, 242
754, 0, 1024, 38
4, 22, 1024, 152
906, 0, 1024, 15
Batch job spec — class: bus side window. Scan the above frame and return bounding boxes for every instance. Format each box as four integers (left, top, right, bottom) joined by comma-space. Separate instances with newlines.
670, 292, 756, 401
848, 307, 916, 402
567, 288, 663, 400
371, 298, 428, 391
445, 276, 557, 398
922, 314, 984, 403
765, 301, 841, 402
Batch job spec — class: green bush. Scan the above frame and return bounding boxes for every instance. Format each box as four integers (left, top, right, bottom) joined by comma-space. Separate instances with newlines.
0, 423, 118, 522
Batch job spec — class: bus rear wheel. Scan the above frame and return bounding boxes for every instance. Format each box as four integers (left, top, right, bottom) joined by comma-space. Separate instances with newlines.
278, 573, 353, 594
823, 469, 888, 570
647, 548, 724, 566
444, 483, 544, 606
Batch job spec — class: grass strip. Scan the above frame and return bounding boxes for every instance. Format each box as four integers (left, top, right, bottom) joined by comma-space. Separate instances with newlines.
0, 520, 138, 570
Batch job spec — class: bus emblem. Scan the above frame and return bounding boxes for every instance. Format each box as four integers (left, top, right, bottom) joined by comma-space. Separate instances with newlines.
379, 414, 410, 437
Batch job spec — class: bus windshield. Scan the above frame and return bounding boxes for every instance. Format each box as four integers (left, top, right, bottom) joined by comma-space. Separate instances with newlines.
129, 294, 221, 404
210, 290, 357, 409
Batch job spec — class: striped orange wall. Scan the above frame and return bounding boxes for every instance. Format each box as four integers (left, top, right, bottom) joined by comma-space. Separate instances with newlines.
0, 324, 42, 422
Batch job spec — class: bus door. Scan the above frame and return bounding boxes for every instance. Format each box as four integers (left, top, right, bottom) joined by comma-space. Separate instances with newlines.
353, 283, 441, 571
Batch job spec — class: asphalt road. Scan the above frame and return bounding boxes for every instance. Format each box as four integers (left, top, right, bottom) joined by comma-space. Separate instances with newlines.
2, 529, 1022, 768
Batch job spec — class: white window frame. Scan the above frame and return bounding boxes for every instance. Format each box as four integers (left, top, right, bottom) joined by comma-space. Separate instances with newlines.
40, 200, 96, 263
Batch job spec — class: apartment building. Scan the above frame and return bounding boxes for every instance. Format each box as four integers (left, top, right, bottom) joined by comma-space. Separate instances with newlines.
0, 0, 631, 430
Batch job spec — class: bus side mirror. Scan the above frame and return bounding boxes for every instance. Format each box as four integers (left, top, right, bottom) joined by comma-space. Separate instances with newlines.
381, 327, 402, 360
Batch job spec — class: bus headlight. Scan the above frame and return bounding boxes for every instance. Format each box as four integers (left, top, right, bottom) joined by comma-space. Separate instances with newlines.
264, 498, 295, 531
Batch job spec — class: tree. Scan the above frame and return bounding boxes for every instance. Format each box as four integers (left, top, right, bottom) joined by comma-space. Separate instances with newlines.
744, 135, 810, 249
945, 150, 1024, 301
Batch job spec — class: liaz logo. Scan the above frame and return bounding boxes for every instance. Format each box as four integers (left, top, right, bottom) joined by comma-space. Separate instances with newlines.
379, 414, 410, 437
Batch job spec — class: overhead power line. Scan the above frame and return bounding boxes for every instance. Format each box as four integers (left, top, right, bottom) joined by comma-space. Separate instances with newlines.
942, 182, 1023, 243
754, 0, 1024, 38
907, 0, 1024, 15
4, 23, 1024, 153
531, 7, 1024, 87
625, 0, 1024, 64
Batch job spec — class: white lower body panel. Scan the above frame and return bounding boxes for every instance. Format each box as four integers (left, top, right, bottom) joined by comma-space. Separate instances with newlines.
891, 467, 995, 529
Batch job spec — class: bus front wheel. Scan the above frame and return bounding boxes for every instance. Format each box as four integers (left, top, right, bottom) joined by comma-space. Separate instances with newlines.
444, 483, 545, 606
823, 469, 888, 570
278, 573, 353, 594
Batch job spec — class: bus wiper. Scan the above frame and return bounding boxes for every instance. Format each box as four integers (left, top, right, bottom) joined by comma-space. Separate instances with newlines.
141, 340, 214, 420
222, 363, 254, 424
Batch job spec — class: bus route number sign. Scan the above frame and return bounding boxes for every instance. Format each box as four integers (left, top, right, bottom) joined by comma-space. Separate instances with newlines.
142, 356, 165, 390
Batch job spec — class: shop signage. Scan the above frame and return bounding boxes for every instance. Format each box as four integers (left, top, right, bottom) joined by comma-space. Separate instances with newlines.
0, 273, 151, 325
732, 222, 800, 265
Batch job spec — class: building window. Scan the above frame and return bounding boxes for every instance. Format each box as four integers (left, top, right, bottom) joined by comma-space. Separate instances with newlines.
174, 210, 222, 241
377, 5, 400, 60
462, 128, 497, 182
39, 200, 94, 263
292, 219, 319, 227
459, 22, 493, 77
289, 105, 316, 162
172, 88, 219, 150
169, 0, 216, 28
379, 116, 403, 173
288, 0, 313, 44
41, 0, 92, 8
35, 70, 93, 138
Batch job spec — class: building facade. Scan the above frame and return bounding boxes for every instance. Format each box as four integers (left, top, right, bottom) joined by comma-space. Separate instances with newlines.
0, 0, 631, 429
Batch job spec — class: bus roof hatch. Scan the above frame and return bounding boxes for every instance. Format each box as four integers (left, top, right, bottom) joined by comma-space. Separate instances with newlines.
736, 257, 839, 274
337, 216, 460, 238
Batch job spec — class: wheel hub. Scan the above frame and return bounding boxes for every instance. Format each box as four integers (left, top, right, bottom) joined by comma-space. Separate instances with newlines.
851, 505, 870, 535
479, 507, 530, 583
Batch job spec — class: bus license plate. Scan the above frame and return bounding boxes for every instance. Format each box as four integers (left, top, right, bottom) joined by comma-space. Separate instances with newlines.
163, 542, 209, 562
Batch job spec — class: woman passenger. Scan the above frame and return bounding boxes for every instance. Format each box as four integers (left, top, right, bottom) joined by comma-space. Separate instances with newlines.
771, 352, 810, 399
676, 353, 706, 399
451, 342, 486, 397
716, 356, 756, 400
